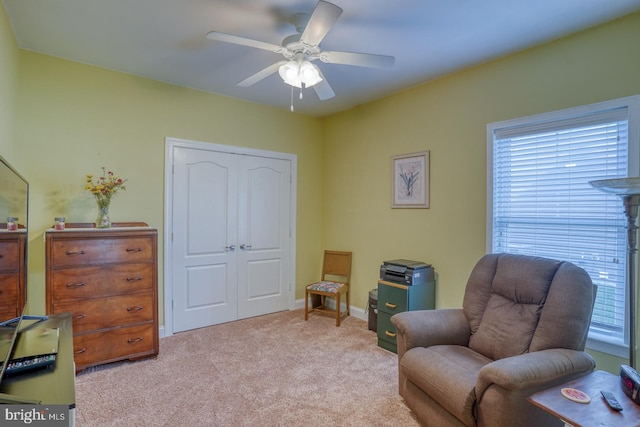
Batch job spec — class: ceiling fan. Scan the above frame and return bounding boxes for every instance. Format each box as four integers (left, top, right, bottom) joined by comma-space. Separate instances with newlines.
206, 1, 395, 102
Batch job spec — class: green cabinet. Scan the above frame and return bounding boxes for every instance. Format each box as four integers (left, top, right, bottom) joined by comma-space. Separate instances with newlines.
377, 279, 435, 353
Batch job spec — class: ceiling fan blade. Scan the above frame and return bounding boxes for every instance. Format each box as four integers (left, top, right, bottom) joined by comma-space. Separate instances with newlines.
237, 61, 287, 87
300, 1, 343, 46
312, 68, 335, 100
206, 31, 283, 53
319, 51, 395, 68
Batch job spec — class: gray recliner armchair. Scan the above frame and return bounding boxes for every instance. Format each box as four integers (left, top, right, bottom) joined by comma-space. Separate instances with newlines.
391, 253, 597, 427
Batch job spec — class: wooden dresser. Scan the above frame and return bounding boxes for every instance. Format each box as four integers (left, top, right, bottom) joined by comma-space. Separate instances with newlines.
45, 223, 158, 371
0, 230, 26, 320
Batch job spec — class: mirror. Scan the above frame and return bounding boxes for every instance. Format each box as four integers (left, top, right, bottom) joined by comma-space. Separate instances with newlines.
0, 155, 28, 319
0, 155, 28, 230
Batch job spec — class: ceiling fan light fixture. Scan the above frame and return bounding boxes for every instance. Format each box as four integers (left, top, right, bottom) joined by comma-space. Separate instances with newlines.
278, 60, 322, 88
299, 61, 322, 86
278, 61, 300, 87
279, 61, 297, 83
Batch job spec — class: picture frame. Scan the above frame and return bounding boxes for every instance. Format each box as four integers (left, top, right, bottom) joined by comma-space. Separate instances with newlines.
391, 151, 429, 208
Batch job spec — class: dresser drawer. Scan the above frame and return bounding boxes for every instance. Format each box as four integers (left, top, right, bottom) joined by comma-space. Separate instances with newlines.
377, 312, 398, 353
378, 283, 408, 314
0, 273, 20, 300
0, 240, 19, 271
53, 292, 155, 333
49, 236, 154, 268
0, 273, 19, 312
0, 272, 18, 318
0, 307, 16, 321
49, 263, 154, 301
73, 323, 156, 368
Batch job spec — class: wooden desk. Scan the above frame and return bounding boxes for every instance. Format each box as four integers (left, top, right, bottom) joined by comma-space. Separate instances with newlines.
528, 370, 640, 427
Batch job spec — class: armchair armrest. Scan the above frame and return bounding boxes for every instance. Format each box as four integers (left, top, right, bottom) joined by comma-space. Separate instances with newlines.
391, 309, 470, 360
476, 348, 596, 398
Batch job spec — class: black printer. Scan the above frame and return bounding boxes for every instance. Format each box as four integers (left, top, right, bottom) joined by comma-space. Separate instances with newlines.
379, 259, 433, 286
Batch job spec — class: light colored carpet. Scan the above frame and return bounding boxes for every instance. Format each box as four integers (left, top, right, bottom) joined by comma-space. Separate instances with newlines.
74, 309, 420, 426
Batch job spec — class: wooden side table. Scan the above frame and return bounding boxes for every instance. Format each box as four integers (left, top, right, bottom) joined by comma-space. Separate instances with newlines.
528, 370, 640, 426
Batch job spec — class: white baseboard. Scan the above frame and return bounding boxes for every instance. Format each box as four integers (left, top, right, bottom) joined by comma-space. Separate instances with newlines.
160, 300, 370, 338
294, 298, 368, 322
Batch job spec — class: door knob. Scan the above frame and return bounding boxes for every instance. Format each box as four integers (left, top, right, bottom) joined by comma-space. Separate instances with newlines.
224, 245, 236, 251
240, 244, 252, 250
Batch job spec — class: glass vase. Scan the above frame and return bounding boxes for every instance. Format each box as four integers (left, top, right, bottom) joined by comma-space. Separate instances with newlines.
95, 204, 111, 229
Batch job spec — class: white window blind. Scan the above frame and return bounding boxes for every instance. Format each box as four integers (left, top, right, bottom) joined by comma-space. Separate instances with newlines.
488, 97, 640, 355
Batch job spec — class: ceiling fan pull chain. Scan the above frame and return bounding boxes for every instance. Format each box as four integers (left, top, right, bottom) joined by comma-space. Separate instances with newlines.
290, 86, 295, 112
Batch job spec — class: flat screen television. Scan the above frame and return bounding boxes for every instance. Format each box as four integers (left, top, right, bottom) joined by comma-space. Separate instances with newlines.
0, 155, 34, 403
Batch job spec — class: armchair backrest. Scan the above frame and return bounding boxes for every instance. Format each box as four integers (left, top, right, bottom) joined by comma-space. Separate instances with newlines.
463, 253, 596, 361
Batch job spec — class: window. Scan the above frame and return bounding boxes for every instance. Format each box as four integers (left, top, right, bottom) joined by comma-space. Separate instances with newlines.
487, 96, 640, 358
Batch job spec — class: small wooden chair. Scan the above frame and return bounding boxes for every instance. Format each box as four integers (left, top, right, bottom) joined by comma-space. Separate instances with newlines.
304, 250, 352, 326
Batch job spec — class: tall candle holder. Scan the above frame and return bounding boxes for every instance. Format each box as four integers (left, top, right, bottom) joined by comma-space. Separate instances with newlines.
589, 177, 640, 369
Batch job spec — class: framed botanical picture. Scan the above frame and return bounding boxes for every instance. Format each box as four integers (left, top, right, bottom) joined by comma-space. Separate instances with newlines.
391, 151, 429, 208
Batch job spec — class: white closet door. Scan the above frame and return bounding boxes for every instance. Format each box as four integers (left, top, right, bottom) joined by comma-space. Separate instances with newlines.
237, 155, 291, 319
170, 145, 292, 333
172, 147, 238, 332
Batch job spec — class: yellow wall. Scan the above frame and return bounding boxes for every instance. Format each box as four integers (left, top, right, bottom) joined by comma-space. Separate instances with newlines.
323, 12, 640, 370
0, 5, 19, 158
3, 28, 324, 321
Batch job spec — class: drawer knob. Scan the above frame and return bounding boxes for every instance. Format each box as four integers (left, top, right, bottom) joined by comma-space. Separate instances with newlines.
66, 282, 86, 288
74, 348, 86, 355
126, 248, 143, 253
127, 306, 143, 312
72, 313, 86, 320
385, 330, 397, 338
65, 250, 86, 256
127, 337, 144, 343
0, 254, 3, 259
385, 302, 397, 309
126, 276, 143, 282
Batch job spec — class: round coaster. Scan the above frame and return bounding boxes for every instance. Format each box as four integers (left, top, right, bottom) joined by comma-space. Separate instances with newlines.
561, 388, 591, 404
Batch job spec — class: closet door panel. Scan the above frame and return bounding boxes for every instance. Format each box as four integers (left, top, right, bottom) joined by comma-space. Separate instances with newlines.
237, 156, 291, 319
172, 147, 238, 332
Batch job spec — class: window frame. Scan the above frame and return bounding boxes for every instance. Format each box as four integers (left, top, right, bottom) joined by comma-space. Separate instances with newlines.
486, 95, 640, 358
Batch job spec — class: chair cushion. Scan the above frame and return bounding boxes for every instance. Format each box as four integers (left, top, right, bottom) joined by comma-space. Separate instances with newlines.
401, 345, 492, 427
306, 281, 345, 293
469, 293, 544, 360
465, 254, 560, 360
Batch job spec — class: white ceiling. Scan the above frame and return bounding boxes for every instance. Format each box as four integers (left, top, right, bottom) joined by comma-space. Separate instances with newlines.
4, 0, 640, 117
